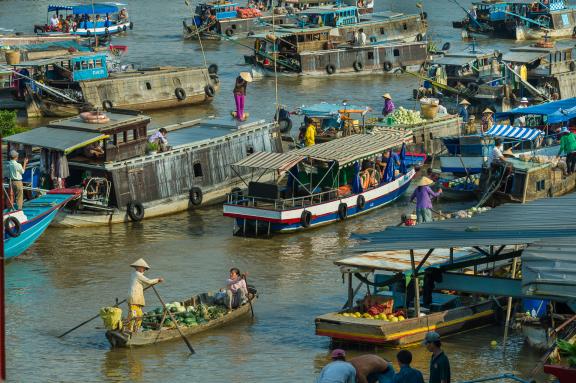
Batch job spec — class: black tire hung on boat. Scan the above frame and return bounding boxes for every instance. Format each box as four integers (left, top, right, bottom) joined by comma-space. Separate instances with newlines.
204, 85, 216, 98
421, 11, 428, 20
86, 30, 91, 37
4, 216, 21, 238
467, 82, 479, 93
127, 201, 145, 222
225, 28, 234, 37
442, 42, 451, 51
102, 100, 113, 111
326, 64, 336, 75
190, 187, 203, 206
353, 61, 364, 72
129, 22, 134, 30
208, 64, 219, 74
338, 203, 348, 220
300, 210, 312, 228
357, 195, 366, 210
416, 33, 423, 42
175, 87, 187, 101
123, 25, 128, 32
383, 61, 393, 72
570, 61, 576, 72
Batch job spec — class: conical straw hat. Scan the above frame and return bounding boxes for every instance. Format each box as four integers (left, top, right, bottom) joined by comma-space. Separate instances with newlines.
483, 108, 493, 114
130, 258, 150, 269
417, 177, 434, 187
382, 93, 392, 99
459, 99, 470, 105
240, 72, 253, 82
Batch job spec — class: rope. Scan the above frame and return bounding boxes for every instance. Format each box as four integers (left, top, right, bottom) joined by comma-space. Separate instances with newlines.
271, 2, 280, 116
185, 0, 210, 83
475, 163, 508, 207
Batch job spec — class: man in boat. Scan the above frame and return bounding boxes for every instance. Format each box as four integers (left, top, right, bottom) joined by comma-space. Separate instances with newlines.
304, 120, 317, 147
127, 258, 163, 332
50, 14, 60, 30
513, 97, 529, 126
148, 128, 169, 152
8, 150, 28, 210
119, 8, 128, 22
83, 141, 105, 159
393, 350, 424, 383
410, 177, 442, 224
423, 332, 451, 383
317, 349, 357, 383
557, 127, 576, 175
458, 99, 470, 124
488, 138, 506, 166
382, 93, 395, 117
226, 268, 248, 312
350, 354, 393, 383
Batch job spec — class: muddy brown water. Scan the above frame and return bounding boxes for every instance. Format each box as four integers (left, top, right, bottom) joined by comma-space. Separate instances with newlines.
1, 0, 563, 381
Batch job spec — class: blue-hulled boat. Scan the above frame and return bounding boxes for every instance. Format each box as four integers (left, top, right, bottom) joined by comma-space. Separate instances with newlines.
4, 189, 80, 260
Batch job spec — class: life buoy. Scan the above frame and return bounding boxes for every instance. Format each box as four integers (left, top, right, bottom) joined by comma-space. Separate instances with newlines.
383, 61, 393, 71
338, 203, 348, 220
353, 61, 363, 72
4, 216, 21, 238
300, 210, 312, 227
102, 100, 113, 110
175, 87, 186, 100
204, 85, 216, 98
326, 64, 336, 75
190, 187, 203, 206
416, 33, 423, 42
129, 22, 134, 30
570, 61, 576, 72
357, 195, 366, 210
80, 111, 110, 124
127, 201, 145, 222
225, 28, 234, 36
123, 25, 128, 32
208, 64, 219, 74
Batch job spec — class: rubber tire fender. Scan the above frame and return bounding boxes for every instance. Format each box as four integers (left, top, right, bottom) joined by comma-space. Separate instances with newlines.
127, 201, 145, 222
129, 22, 134, 30
4, 216, 21, 238
353, 61, 363, 72
123, 25, 128, 32
208, 64, 219, 74
570, 61, 576, 72
338, 202, 348, 220
421, 11, 428, 20
278, 117, 293, 133
383, 61, 393, 72
225, 28, 234, 37
467, 82, 479, 93
102, 100, 113, 111
416, 33, 423, 42
190, 187, 203, 206
326, 64, 336, 75
204, 85, 216, 98
86, 30, 91, 37
442, 42, 451, 51
300, 210, 312, 228
357, 195, 366, 210
175, 87, 186, 101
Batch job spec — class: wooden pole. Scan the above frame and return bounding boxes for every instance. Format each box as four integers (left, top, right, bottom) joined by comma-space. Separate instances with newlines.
410, 250, 421, 318
503, 255, 518, 342
347, 272, 353, 311
0, 124, 6, 381
152, 286, 195, 355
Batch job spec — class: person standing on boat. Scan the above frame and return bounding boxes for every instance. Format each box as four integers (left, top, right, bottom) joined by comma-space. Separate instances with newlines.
382, 93, 395, 117
458, 99, 470, 123
127, 258, 163, 332
226, 268, 248, 312
234, 72, 252, 121
514, 97, 529, 127
424, 332, 451, 383
480, 108, 494, 134
557, 127, 576, 174
393, 350, 425, 383
317, 349, 356, 383
410, 177, 441, 224
304, 120, 317, 146
8, 150, 27, 210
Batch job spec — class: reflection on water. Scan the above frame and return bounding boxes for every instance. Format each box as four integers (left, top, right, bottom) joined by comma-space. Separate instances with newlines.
0, 0, 565, 381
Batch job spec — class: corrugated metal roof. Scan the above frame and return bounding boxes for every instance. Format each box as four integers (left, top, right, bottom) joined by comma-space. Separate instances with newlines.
501, 50, 546, 64
352, 193, 576, 252
433, 55, 477, 67
232, 152, 305, 171
3, 127, 106, 154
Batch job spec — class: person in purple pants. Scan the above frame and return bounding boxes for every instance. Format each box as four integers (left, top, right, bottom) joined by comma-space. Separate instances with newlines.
234, 72, 253, 121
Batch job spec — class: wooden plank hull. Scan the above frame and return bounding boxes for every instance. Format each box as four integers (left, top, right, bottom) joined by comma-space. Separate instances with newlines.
315, 300, 497, 346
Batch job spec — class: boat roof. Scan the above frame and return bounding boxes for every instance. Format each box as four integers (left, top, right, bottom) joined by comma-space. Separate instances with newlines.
502, 45, 573, 63
495, 98, 576, 124
48, 112, 149, 132
299, 6, 357, 14
3, 127, 107, 154
298, 102, 370, 118
231, 152, 306, 172
485, 125, 543, 140
167, 119, 270, 148
12, 52, 105, 67
47, 3, 125, 14
434, 53, 491, 67
250, 26, 333, 38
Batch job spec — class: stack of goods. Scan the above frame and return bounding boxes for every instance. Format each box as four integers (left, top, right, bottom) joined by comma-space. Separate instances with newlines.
448, 206, 491, 219
273, 7, 288, 14
237, 8, 263, 18
388, 106, 425, 125
141, 301, 228, 330
339, 309, 406, 322
419, 97, 439, 119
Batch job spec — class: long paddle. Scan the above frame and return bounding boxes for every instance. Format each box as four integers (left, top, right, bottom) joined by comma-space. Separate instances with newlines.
58, 284, 155, 338
242, 274, 255, 318
152, 285, 195, 355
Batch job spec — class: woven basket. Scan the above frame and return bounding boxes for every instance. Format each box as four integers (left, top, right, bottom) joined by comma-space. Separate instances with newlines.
4, 50, 20, 65
420, 103, 438, 119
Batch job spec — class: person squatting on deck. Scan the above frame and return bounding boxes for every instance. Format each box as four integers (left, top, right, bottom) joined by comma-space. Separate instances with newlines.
423, 332, 451, 383
410, 176, 442, 224
350, 354, 394, 383
8, 150, 27, 210
226, 268, 248, 312
317, 349, 357, 383
127, 258, 163, 332
557, 127, 576, 175
234, 72, 253, 121
393, 350, 424, 383
148, 128, 169, 152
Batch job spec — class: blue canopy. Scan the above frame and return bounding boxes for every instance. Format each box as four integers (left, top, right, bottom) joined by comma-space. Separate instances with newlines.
495, 98, 576, 124
299, 103, 369, 119
48, 3, 120, 14
485, 125, 543, 141
382, 151, 395, 183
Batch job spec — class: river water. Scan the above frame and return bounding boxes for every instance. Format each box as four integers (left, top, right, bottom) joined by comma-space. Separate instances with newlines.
0, 0, 561, 382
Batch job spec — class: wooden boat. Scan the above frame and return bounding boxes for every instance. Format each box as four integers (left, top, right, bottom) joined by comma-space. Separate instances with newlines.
4, 189, 81, 260
106, 289, 257, 347
438, 174, 480, 201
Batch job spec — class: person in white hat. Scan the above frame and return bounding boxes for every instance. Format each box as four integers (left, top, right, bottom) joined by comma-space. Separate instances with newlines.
8, 150, 28, 210
127, 258, 163, 332
233, 72, 253, 121
458, 99, 470, 123
410, 176, 442, 223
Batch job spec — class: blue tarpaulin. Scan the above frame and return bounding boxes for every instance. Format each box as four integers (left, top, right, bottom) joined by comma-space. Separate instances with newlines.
485, 125, 543, 141
399, 143, 407, 174
382, 151, 395, 183
352, 162, 362, 193
495, 98, 576, 124
48, 3, 120, 15
299, 103, 369, 118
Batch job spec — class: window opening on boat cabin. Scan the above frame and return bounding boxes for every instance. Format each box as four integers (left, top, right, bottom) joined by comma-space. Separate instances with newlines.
380, 27, 385, 34
146, 82, 152, 90
194, 162, 203, 177
246, 145, 254, 154
368, 52, 374, 60
403, 23, 407, 30
393, 49, 400, 57
429, 132, 433, 140
536, 179, 546, 191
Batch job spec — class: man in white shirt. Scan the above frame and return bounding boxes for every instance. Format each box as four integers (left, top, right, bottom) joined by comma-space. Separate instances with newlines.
488, 138, 506, 165
127, 258, 163, 332
50, 14, 60, 29
359, 28, 367, 46
8, 150, 27, 210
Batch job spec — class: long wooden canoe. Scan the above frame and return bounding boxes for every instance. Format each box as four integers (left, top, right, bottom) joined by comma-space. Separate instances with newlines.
106, 289, 256, 348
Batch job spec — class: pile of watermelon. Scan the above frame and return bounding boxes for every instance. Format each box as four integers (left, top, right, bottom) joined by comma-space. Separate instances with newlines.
141, 302, 228, 330
237, 8, 262, 18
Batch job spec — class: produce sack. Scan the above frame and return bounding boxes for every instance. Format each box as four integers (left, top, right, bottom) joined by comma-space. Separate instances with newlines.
100, 307, 123, 330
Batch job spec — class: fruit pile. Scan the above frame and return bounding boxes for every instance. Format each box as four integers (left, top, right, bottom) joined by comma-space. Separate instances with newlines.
237, 8, 262, 18
141, 301, 228, 331
339, 310, 406, 322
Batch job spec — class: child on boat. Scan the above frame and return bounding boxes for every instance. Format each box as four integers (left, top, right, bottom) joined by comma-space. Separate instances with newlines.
226, 268, 248, 312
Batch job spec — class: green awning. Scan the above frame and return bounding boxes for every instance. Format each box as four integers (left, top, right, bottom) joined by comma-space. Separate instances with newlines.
3, 127, 107, 154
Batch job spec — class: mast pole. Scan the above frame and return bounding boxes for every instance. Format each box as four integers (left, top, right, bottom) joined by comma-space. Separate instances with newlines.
0, 124, 6, 381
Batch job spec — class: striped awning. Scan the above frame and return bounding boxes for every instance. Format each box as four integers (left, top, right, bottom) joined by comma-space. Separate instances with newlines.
232, 152, 305, 172
485, 125, 543, 141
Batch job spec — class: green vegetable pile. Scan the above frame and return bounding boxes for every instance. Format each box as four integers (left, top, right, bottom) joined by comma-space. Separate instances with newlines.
141, 301, 228, 331
388, 107, 425, 125
557, 339, 576, 368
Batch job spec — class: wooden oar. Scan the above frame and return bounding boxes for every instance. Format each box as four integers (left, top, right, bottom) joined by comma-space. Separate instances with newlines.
152, 285, 195, 355
242, 274, 255, 318
58, 284, 155, 338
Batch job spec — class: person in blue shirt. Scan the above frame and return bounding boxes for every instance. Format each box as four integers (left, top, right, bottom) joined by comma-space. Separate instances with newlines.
393, 350, 425, 383
317, 349, 357, 383
458, 99, 470, 123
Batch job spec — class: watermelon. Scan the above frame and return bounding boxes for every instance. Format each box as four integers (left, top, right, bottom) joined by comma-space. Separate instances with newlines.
184, 318, 197, 326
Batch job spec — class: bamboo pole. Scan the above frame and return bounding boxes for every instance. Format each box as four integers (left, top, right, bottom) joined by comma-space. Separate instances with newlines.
410, 250, 421, 318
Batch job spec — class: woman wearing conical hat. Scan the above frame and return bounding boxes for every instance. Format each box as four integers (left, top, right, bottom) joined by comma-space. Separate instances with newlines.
233, 72, 253, 121
127, 258, 164, 332
481, 108, 494, 134
410, 176, 442, 224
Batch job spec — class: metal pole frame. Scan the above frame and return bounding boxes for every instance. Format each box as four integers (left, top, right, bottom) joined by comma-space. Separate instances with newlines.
1, 127, 6, 380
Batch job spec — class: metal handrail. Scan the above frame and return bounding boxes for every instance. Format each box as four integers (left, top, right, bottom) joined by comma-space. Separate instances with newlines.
226, 188, 342, 210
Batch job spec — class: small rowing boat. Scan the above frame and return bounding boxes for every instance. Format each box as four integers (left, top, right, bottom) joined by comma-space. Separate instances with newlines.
105, 288, 257, 347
